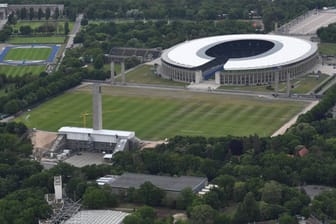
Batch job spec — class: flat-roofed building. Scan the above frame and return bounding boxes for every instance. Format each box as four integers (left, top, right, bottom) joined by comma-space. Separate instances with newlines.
64, 210, 129, 224
58, 127, 135, 153
101, 172, 208, 199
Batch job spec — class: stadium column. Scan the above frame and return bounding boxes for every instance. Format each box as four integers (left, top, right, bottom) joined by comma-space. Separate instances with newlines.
215, 71, 221, 84
195, 70, 202, 84
121, 61, 126, 85
110, 61, 115, 85
275, 70, 279, 95
286, 72, 291, 97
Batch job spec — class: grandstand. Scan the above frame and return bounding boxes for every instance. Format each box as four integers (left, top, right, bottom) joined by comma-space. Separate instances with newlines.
160, 34, 318, 85
107, 47, 161, 63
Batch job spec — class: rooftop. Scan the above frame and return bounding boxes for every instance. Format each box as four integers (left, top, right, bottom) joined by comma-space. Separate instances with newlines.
109, 173, 207, 192
64, 210, 129, 224
162, 34, 317, 70
58, 126, 135, 139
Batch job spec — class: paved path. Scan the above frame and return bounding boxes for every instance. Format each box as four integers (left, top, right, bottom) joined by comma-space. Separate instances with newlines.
66, 13, 83, 49
271, 100, 319, 137
278, 9, 336, 35
56, 14, 83, 71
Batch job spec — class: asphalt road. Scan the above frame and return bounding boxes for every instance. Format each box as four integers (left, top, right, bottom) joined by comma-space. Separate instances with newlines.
66, 13, 83, 49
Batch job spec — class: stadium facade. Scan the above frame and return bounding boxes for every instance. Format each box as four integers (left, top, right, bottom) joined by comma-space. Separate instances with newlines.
160, 34, 318, 85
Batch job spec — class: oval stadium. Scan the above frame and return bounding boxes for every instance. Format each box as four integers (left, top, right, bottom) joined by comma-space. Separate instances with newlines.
160, 34, 319, 85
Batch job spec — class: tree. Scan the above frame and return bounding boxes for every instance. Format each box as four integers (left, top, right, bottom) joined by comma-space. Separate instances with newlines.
190, 204, 217, 224
29, 8, 34, 20
82, 186, 118, 209
261, 181, 283, 204
204, 190, 222, 209
38, 8, 43, 20
19, 26, 32, 35
7, 13, 16, 25
4, 99, 21, 114
20, 8, 27, 20
53, 7, 60, 20
176, 188, 195, 209
124, 206, 157, 224
136, 181, 165, 206
123, 215, 143, 224
279, 214, 297, 224
45, 8, 51, 20
93, 54, 104, 69
233, 192, 259, 223
81, 18, 88, 26
64, 21, 70, 35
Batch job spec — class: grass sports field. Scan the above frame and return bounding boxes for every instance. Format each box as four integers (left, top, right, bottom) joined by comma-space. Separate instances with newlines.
0, 65, 45, 76
8, 36, 65, 44
17, 85, 307, 140
4, 48, 51, 61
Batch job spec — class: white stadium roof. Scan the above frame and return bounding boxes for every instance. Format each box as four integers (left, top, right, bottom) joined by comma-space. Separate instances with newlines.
161, 34, 318, 71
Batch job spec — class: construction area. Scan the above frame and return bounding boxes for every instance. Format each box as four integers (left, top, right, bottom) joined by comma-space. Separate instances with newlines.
31, 84, 138, 169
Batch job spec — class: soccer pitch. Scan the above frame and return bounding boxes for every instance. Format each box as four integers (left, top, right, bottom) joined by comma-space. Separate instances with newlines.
4, 48, 52, 61
17, 85, 307, 140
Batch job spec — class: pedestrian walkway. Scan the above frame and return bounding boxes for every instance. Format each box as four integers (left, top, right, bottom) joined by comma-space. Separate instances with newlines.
187, 80, 220, 91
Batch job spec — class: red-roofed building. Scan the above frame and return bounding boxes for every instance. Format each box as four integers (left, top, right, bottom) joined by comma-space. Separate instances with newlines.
298, 147, 309, 157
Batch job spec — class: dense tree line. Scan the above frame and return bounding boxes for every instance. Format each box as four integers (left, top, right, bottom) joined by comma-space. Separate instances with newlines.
3, 0, 336, 32
75, 20, 256, 51
298, 84, 336, 122
317, 23, 336, 43
0, 122, 51, 223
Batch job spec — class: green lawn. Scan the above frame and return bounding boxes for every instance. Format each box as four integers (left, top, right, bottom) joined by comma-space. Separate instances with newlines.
8, 36, 65, 44
116, 64, 185, 86
12, 21, 74, 34
220, 73, 329, 94
290, 74, 328, 94
4, 48, 51, 61
17, 85, 307, 140
0, 65, 45, 76
319, 42, 336, 56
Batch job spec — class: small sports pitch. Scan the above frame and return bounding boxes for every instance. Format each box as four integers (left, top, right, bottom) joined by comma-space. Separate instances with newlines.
0, 44, 60, 65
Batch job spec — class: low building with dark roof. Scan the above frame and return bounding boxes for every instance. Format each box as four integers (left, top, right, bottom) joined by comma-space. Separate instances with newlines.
99, 173, 208, 199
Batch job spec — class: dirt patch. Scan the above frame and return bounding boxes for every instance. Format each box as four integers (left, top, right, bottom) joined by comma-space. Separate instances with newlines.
33, 130, 57, 150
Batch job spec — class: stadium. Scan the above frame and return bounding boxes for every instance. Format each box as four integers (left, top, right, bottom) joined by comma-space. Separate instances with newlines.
160, 34, 319, 85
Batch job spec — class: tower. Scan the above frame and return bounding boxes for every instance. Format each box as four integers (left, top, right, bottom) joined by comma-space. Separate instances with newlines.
92, 84, 103, 130
121, 61, 126, 85
110, 61, 115, 84
54, 176, 62, 201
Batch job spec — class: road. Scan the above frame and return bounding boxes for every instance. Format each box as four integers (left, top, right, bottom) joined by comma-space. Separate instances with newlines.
66, 13, 83, 49
271, 100, 319, 137
278, 9, 336, 35
56, 13, 83, 71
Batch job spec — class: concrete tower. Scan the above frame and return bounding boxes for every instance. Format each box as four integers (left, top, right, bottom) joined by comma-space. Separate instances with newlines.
54, 176, 62, 201
275, 70, 279, 95
286, 72, 291, 97
110, 61, 115, 84
92, 84, 102, 130
121, 61, 126, 84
